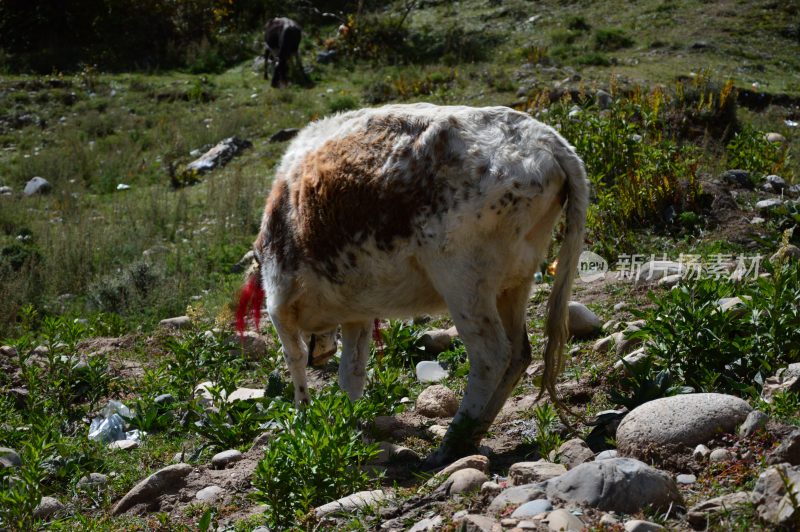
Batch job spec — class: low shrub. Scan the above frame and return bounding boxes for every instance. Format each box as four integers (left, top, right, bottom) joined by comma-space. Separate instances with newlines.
593, 28, 634, 51
252, 390, 380, 529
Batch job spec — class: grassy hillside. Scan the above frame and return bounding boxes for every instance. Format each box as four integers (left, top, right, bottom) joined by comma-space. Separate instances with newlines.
0, 0, 799, 530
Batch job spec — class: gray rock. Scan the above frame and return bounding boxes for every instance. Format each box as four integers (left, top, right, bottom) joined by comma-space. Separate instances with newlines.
454, 514, 499, 532
788, 184, 800, 198
268, 128, 300, 143
624, 520, 664, 532
420, 326, 458, 355
438, 468, 488, 495
427, 424, 448, 439
753, 464, 800, 526
480, 481, 502, 496
676, 473, 696, 485
766, 133, 786, 144
488, 483, 547, 514
408, 515, 443, 532
154, 393, 174, 406
721, 169, 753, 189
596, 450, 618, 460
634, 260, 683, 287
756, 198, 784, 211
762, 363, 800, 402
596, 89, 613, 110
227, 387, 265, 403
108, 440, 139, 451
765, 174, 787, 192
416, 385, 459, 418
423, 454, 490, 489
739, 410, 769, 438
511, 499, 552, 518
185, 137, 252, 175
593, 334, 617, 354
0, 447, 21, 468
0, 185, 12, 195
509, 461, 566, 485
159, 315, 191, 330
568, 301, 602, 338
112, 463, 192, 515
709, 448, 734, 463
687, 491, 754, 528
558, 438, 594, 469
616, 393, 752, 463
24, 176, 52, 196
370, 441, 420, 465
33, 496, 65, 519
195, 485, 224, 503
545, 458, 682, 513
77, 472, 108, 489
211, 449, 242, 469
545, 508, 584, 531
767, 429, 800, 465
228, 331, 268, 360
693, 444, 711, 461
314, 489, 392, 518
615, 335, 644, 358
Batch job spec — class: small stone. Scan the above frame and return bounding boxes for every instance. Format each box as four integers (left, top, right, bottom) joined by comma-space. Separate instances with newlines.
440, 468, 488, 495
33, 496, 65, 519
613, 302, 627, 312
408, 515, 443, 532
596, 90, 613, 109
756, 198, 783, 211
767, 429, 800, 465
558, 438, 594, 469
721, 169, 753, 189
709, 448, 734, 463
658, 274, 681, 288
24, 176, 52, 196
415, 360, 449, 384
455, 514, 500, 532
420, 326, 458, 355
624, 519, 664, 532
488, 483, 547, 514
765, 174, 787, 192
568, 301, 602, 338
751, 216, 766, 224
481, 481, 502, 496
600, 513, 619, 525
211, 449, 242, 469
753, 464, 800, 526
154, 393, 174, 405
634, 260, 683, 286
424, 455, 490, 489
587, 447, 616, 461
687, 491, 754, 528
545, 508, 584, 531
511, 499, 552, 518
766, 133, 786, 144
428, 424, 448, 439
314, 489, 392, 518
416, 384, 459, 417
739, 410, 769, 438
693, 444, 711, 461
613, 347, 649, 373
509, 461, 567, 485
112, 464, 193, 515
0, 185, 12, 195
195, 485, 225, 503
0, 447, 22, 468
159, 316, 191, 330
227, 387, 265, 402
108, 440, 139, 451
676, 473, 696, 485
592, 335, 616, 354
370, 441, 421, 465
77, 473, 108, 489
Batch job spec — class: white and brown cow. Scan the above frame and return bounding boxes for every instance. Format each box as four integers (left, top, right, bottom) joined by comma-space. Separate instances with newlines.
238, 103, 588, 464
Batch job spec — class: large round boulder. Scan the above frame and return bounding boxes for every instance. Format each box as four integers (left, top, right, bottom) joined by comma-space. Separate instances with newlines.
616, 393, 752, 465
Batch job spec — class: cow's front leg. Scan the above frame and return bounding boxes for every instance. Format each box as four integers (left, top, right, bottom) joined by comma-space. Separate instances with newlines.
338, 321, 372, 401
269, 310, 311, 404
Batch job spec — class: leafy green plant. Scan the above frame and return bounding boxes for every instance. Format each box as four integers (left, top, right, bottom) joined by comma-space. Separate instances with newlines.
726, 125, 788, 178
593, 28, 634, 51
0, 431, 50, 530
192, 382, 270, 450
527, 403, 563, 460
379, 320, 427, 369
362, 357, 411, 416
629, 262, 800, 395
252, 390, 381, 529
123, 398, 175, 434
327, 95, 359, 114
608, 357, 693, 410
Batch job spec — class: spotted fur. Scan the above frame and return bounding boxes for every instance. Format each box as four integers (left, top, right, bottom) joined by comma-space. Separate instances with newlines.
246, 103, 588, 465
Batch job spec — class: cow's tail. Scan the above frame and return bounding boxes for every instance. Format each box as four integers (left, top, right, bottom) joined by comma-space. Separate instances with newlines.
539, 140, 589, 413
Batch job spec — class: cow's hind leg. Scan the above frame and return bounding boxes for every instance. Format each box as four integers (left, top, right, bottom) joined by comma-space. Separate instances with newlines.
427, 276, 513, 465
478, 281, 534, 425
338, 321, 372, 401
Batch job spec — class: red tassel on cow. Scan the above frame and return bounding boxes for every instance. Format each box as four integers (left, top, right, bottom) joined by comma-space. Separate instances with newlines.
236, 275, 266, 337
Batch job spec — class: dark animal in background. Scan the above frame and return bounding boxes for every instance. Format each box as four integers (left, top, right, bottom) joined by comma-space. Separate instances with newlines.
264, 17, 308, 88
